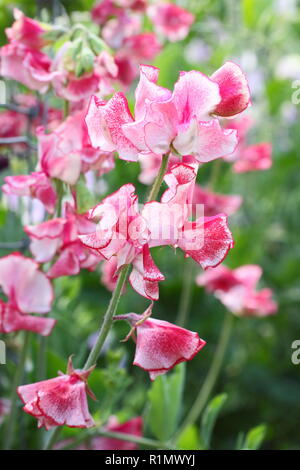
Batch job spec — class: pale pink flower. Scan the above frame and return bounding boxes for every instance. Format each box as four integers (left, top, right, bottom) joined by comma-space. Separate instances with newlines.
0, 42, 59, 93
25, 204, 102, 278
197, 264, 278, 317
192, 185, 243, 217
148, 3, 194, 42
0, 253, 55, 336
115, 304, 206, 380
3, 172, 57, 213
17, 358, 95, 430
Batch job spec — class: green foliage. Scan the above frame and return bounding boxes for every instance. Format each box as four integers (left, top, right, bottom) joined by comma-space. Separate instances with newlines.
201, 394, 228, 449
147, 364, 185, 442
239, 424, 267, 450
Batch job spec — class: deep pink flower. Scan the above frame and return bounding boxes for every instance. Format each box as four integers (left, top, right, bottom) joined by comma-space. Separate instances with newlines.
224, 117, 273, 173
25, 204, 102, 278
91, 416, 143, 450
0, 42, 59, 92
80, 163, 234, 300
0, 253, 55, 336
192, 184, 243, 217
197, 264, 277, 317
5, 8, 48, 50
115, 304, 206, 380
233, 142, 273, 173
123, 33, 161, 62
37, 111, 110, 185
148, 3, 194, 42
3, 171, 57, 213
17, 358, 95, 430
91, 0, 122, 26
86, 64, 249, 162
0, 398, 10, 425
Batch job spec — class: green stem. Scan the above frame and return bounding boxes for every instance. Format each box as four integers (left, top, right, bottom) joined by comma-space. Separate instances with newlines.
60, 428, 176, 450
43, 426, 62, 450
84, 264, 131, 370
209, 159, 222, 191
4, 332, 30, 450
172, 313, 234, 442
37, 334, 47, 381
63, 100, 69, 119
176, 259, 195, 327
54, 179, 64, 217
147, 152, 170, 202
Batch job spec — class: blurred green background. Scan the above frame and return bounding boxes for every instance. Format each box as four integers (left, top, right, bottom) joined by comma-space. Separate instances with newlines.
0, 0, 300, 450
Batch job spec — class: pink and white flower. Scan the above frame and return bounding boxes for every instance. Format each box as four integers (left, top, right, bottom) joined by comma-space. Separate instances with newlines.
3, 172, 57, 214
0, 253, 55, 336
115, 304, 206, 380
0, 42, 59, 93
86, 63, 249, 162
80, 163, 234, 300
17, 358, 95, 430
25, 204, 102, 278
197, 264, 278, 317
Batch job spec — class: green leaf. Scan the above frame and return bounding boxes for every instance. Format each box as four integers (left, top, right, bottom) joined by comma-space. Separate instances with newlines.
147, 363, 185, 442
242, 424, 267, 450
177, 425, 202, 450
200, 393, 228, 449
242, 0, 273, 29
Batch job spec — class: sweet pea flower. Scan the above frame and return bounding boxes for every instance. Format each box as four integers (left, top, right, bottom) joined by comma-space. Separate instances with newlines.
17, 358, 95, 430
148, 3, 194, 42
224, 117, 273, 173
0, 253, 55, 336
25, 204, 102, 278
86, 63, 249, 162
0, 109, 27, 152
80, 163, 234, 300
3, 171, 57, 214
197, 264, 278, 317
5, 8, 49, 50
192, 184, 243, 217
91, 416, 143, 450
37, 111, 111, 185
0, 42, 59, 93
114, 304, 206, 380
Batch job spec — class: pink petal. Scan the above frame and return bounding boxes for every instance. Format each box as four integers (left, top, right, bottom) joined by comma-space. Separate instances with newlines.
211, 61, 250, 117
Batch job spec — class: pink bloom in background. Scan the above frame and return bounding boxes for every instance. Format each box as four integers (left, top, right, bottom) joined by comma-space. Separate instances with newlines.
0, 42, 59, 93
122, 33, 161, 62
224, 117, 273, 173
197, 264, 278, 317
37, 111, 112, 185
148, 3, 194, 42
86, 63, 249, 162
80, 163, 234, 300
0, 110, 27, 152
91, 416, 143, 450
233, 142, 272, 173
5, 8, 48, 50
3, 172, 57, 213
17, 358, 95, 430
192, 184, 243, 217
115, 305, 206, 380
0, 398, 11, 425
0, 253, 55, 336
25, 204, 102, 278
